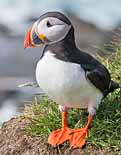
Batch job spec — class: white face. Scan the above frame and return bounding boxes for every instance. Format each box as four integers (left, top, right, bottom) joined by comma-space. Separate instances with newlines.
33, 17, 71, 43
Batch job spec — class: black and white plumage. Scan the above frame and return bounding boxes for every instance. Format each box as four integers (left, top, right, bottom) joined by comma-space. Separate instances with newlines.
24, 11, 119, 148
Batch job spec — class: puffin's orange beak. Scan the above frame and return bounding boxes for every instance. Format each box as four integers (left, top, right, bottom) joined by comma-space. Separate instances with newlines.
24, 28, 35, 49
24, 27, 47, 49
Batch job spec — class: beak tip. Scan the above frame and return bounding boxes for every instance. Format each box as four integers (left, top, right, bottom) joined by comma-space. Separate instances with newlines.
23, 44, 28, 49
23, 43, 28, 49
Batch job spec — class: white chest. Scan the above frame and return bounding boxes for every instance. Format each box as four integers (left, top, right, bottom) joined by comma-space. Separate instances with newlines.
36, 52, 102, 108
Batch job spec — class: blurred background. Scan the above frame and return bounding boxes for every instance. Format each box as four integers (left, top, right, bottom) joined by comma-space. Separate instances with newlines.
0, 0, 121, 125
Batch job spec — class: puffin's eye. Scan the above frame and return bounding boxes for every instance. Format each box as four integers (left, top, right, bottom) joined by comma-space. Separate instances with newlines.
46, 21, 52, 27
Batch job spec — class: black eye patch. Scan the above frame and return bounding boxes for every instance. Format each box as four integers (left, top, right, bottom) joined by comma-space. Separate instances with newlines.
46, 21, 52, 27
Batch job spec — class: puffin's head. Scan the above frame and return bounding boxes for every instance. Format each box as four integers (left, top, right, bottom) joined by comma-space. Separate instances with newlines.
24, 11, 72, 49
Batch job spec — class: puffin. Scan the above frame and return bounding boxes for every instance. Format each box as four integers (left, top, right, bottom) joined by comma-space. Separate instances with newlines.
24, 11, 119, 148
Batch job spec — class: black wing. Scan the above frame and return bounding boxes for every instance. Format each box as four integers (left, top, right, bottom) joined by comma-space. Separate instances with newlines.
78, 51, 120, 96
71, 50, 116, 97
82, 64, 110, 96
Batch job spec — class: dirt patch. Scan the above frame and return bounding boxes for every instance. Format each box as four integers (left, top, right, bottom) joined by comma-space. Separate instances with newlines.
0, 117, 119, 155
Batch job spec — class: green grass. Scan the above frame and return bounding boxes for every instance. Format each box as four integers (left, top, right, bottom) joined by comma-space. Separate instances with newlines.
23, 46, 121, 152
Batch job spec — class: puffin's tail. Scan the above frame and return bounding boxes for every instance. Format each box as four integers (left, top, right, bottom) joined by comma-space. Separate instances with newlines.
104, 80, 120, 97
109, 80, 120, 93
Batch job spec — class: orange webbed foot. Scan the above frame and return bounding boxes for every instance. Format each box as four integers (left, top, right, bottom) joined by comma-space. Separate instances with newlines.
69, 115, 92, 148
69, 128, 88, 148
48, 127, 71, 146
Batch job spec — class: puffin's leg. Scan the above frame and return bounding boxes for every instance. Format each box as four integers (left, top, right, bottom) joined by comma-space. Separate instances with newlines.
48, 106, 71, 146
69, 115, 93, 148
69, 103, 97, 148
